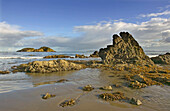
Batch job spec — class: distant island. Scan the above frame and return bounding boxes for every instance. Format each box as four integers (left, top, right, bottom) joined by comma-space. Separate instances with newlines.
17, 46, 56, 52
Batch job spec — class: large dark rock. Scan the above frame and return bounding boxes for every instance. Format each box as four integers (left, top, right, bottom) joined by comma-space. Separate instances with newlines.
99, 32, 154, 66
17, 46, 56, 52
151, 53, 170, 64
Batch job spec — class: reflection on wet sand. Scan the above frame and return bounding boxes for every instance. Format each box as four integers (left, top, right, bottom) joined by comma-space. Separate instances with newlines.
26, 70, 77, 87
33, 79, 68, 87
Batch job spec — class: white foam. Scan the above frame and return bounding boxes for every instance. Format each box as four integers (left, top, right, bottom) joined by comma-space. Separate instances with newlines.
0, 56, 43, 59
148, 55, 158, 58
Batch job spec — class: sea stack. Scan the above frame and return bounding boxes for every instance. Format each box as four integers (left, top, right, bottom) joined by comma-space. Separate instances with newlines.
99, 32, 154, 66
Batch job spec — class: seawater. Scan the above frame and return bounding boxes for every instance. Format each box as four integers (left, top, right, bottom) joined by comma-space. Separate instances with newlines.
0, 51, 100, 93
0, 50, 168, 93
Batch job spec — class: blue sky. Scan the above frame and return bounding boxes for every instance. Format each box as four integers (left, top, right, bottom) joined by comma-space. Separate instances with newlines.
0, 0, 170, 51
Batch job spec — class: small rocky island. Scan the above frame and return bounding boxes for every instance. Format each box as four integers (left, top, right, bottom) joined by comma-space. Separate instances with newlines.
17, 46, 56, 52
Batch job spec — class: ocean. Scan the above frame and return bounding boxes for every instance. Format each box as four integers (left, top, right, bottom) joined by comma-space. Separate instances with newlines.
0, 50, 168, 93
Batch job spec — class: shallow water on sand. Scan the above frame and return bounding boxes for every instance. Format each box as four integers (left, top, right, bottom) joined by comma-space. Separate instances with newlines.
0, 68, 169, 111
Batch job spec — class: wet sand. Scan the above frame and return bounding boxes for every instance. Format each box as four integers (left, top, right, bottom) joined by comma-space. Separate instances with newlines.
0, 68, 170, 111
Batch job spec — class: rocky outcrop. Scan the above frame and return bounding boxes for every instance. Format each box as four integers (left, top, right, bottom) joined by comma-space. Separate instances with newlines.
0, 70, 10, 74
60, 99, 76, 107
75, 54, 88, 58
43, 55, 72, 58
17, 46, 56, 52
99, 32, 154, 66
99, 92, 127, 101
125, 74, 164, 89
130, 97, 142, 105
82, 85, 94, 91
12, 59, 84, 73
90, 51, 99, 58
151, 53, 170, 64
42, 93, 56, 99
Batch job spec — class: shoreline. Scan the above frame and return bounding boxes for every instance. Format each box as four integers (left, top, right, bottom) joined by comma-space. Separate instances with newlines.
0, 68, 170, 111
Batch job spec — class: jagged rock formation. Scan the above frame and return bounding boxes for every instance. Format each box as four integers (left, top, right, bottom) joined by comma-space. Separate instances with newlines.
99, 32, 154, 66
90, 51, 99, 58
12, 59, 84, 73
17, 46, 56, 52
151, 53, 170, 64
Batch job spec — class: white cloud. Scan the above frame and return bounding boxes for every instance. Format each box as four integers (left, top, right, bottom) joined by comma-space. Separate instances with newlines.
1, 14, 170, 51
158, 5, 170, 11
0, 22, 43, 47
16, 17, 170, 51
140, 10, 170, 17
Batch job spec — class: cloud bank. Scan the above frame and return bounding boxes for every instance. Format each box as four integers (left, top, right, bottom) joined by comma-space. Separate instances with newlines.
0, 22, 43, 47
140, 10, 170, 17
0, 10, 170, 51
16, 17, 170, 51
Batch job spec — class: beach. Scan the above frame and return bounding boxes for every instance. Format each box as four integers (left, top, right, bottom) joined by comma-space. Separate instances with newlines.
1, 0, 170, 110
0, 55, 170, 111
0, 68, 169, 111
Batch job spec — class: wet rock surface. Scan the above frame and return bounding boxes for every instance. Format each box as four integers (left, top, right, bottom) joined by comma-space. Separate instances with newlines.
99, 92, 143, 106
130, 97, 142, 105
43, 55, 71, 58
151, 52, 170, 64
17, 46, 56, 52
124, 73, 167, 89
99, 92, 127, 101
100, 86, 113, 91
42, 93, 56, 99
75, 54, 88, 58
82, 85, 94, 91
99, 32, 154, 66
60, 99, 76, 107
12, 59, 84, 73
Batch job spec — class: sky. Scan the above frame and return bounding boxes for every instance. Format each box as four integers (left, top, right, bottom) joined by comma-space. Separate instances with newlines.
0, 0, 170, 51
